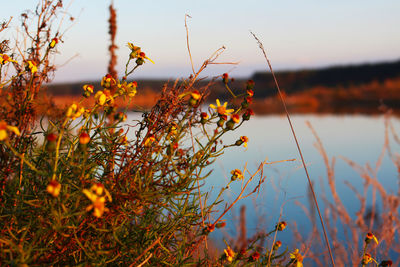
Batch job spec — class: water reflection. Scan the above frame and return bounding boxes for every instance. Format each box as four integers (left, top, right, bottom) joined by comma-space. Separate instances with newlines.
126, 113, 400, 258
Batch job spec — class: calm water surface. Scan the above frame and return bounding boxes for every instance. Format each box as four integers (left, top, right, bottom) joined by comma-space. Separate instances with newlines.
127, 113, 400, 262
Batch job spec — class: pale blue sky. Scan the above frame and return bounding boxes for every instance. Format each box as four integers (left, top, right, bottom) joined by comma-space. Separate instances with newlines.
2, 1, 400, 83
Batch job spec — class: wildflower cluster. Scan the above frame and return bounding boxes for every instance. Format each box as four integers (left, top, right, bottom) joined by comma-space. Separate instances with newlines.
361, 232, 392, 266
219, 220, 304, 266
83, 183, 112, 218
0, 20, 268, 263
1, 2, 398, 266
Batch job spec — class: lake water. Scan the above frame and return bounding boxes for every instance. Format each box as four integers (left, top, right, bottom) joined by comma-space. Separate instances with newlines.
127, 113, 400, 263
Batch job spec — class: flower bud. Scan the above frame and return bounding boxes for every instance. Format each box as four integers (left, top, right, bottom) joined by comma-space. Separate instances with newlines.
242, 109, 254, 121
79, 132, 90, 145
189, 98, 198, 107
49, 37, 58, 49
246, 89, 254, 97
230, 169, 244, 181
217, 118, 225, 128
136, 57, 144, 65
362, 253, 372, 265
225, 120, 235, 130
47, 180, 61, 197
250, 251, 260, 262
246, 80, 255, 90
273, 240, 282, 250
200, 112, 209, 124
101, 74, 116, 89
83, 84, 94, 97
216, 222, 226, 228
222, 73, 229, 84
365, 232, 379, 245
46, 133, 58, 152
276, 221, 287, 231
191, 90, 201, 100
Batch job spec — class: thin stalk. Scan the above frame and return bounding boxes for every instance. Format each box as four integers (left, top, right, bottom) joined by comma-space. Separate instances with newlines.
52, 119, 69, 180
224, 84, 236, 98
5, 141, 41, 174
187, 120, 208, 251
251, 32, 335, 267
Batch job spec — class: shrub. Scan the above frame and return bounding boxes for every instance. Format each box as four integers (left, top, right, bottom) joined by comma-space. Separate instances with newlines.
0, 1, 282, 265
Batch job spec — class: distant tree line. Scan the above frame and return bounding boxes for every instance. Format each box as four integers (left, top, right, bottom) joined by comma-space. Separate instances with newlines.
46, 59, 400, 99
252, 59, 400, 97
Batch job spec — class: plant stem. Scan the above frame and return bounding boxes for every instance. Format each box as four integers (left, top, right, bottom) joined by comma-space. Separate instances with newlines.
251, 31, 336, 267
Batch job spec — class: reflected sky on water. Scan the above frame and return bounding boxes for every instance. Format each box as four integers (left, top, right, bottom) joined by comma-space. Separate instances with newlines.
126, 113, 400, 260
202, 115, 399, 256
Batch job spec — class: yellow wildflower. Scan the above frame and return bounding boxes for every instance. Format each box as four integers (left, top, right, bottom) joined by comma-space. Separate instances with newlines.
144, 134, 156, 146
91, 183, 105, 195
289, 249, 303, 267
26, 60, 38, 74
230, 169, 244, 181
168, 123, 178, 136
126, 81, 137, 97
362, 253, 372, 265
95, 89, 114, 106
66, 103, 85, 120
137, 51, 154, 64
224, 246, 235, 262
95, 91, 107, 106
276, 221, 287, 231
83, 84, 94, 93
83, 183, 112, 218
240, 136, 249, 148
47, 180, 61, 197
273, 240, 282, 250
231, 114, 240, 124
49, 37, 58, 49
101, 74, 117, 89
0, 54, 17, 65
191, 90, 201, 100
209, 99, 234, 116
0, 120, 20, 141
127, 42, 141, 57
365, 232, 379, 245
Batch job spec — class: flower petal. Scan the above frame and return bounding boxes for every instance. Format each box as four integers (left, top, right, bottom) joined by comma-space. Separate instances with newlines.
6, 126, 20, 136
